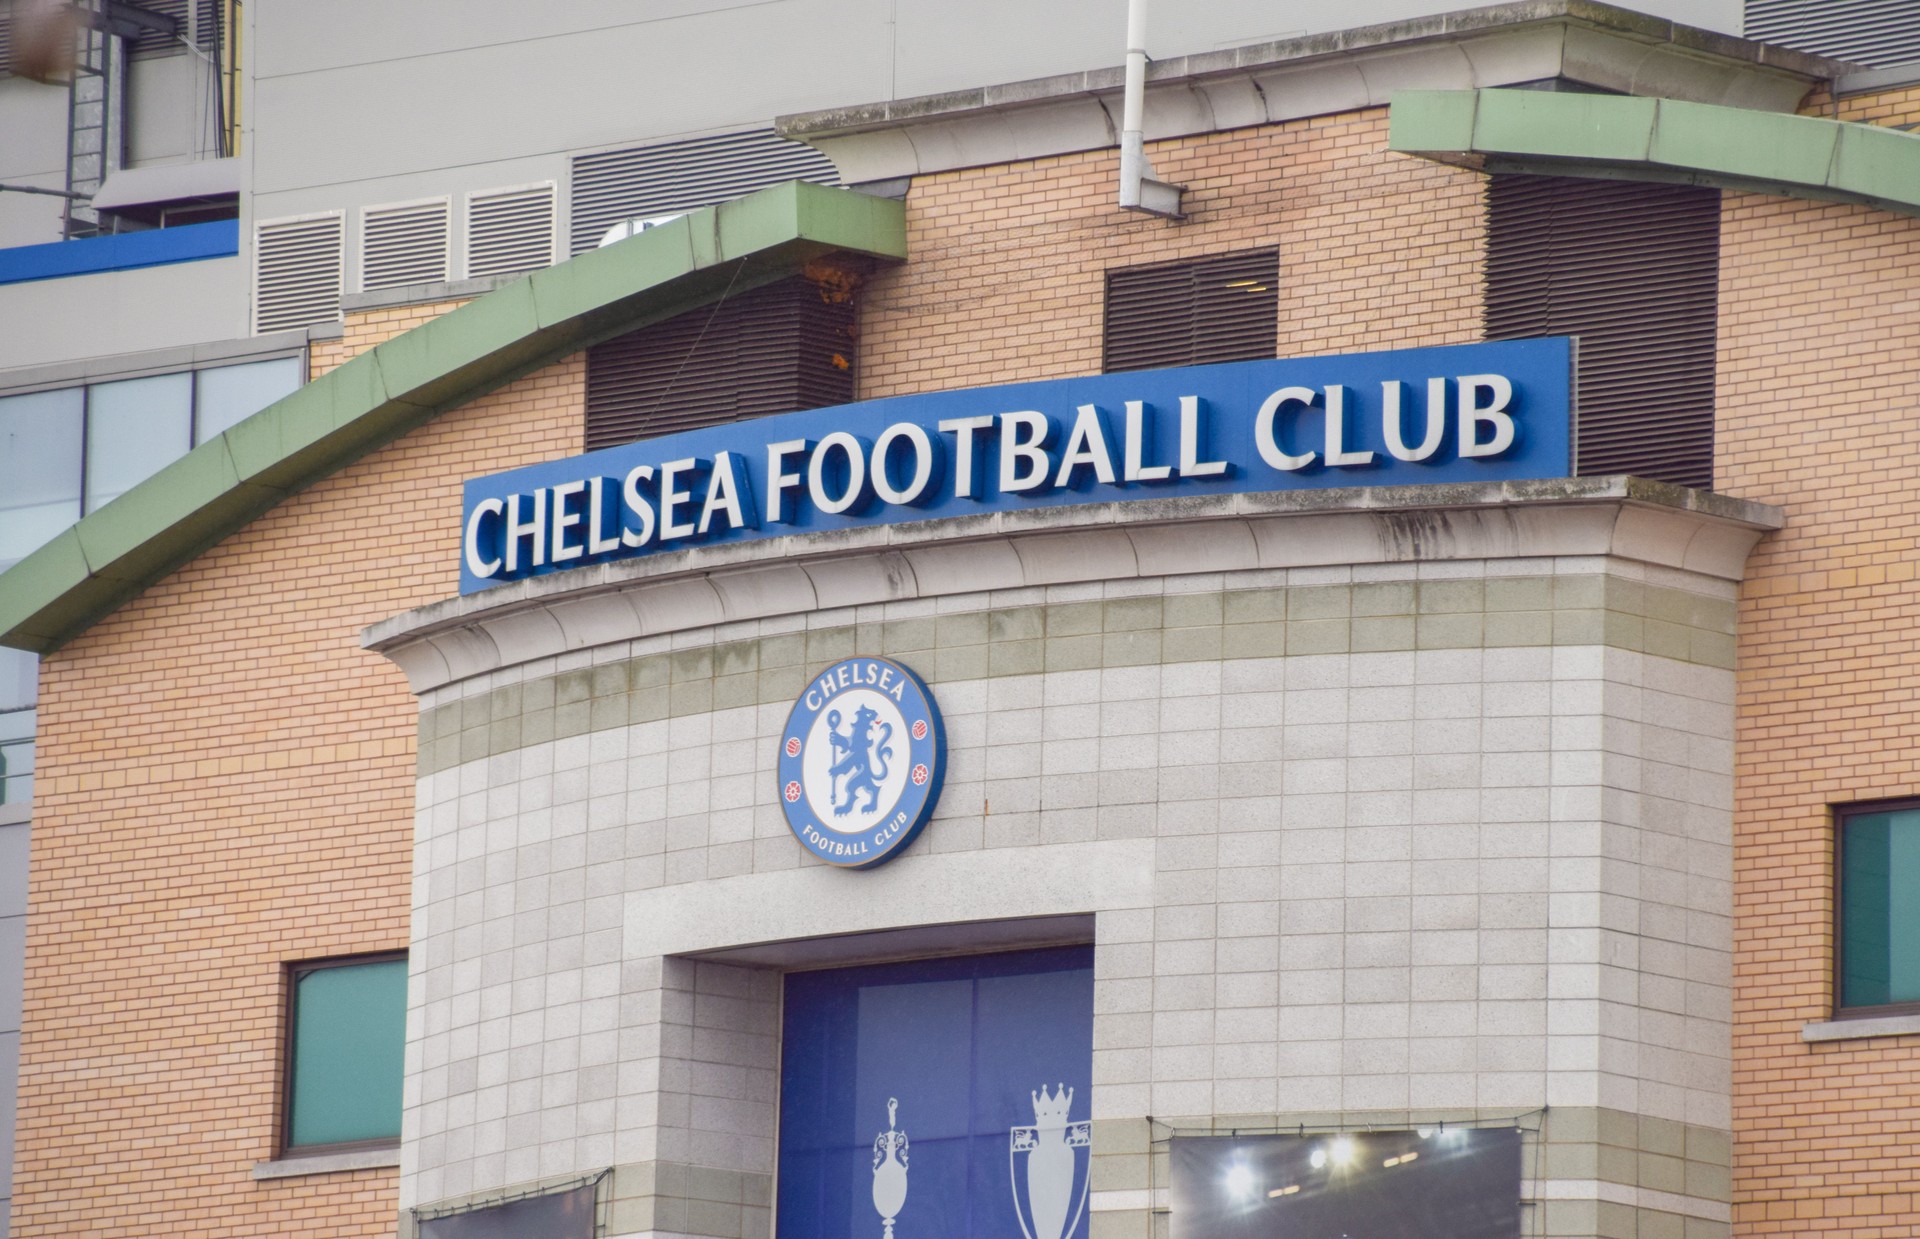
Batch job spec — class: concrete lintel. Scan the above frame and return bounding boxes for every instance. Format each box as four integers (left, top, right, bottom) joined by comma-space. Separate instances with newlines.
364, 476, 1782, 695
778, 2, 1835, 182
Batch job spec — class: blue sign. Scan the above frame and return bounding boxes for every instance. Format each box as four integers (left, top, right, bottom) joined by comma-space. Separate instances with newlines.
779, 657, 945, 868
459, 338, 1573, 592
779, 947, 1095, 1239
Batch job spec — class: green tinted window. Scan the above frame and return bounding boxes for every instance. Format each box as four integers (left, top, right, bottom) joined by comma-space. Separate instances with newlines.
1840, 808, 1920, 1010
288, 957, 407, 1148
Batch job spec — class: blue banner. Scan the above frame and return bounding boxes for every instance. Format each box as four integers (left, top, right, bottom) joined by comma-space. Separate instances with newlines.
460, 338, 1572, 593
778, 947, 1095, 1239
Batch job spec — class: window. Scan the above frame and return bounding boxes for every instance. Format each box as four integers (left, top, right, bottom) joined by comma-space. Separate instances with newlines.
1837, 802, 1920, 1015
1103, 248, 1279, 373
1485, 174, 1720, 490
284, 954, 407, 1153
584, 272, 858, 451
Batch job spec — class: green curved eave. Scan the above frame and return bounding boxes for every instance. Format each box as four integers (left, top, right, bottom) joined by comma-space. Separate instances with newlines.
0, 181, 907, 654
1390, 88, 1920, 217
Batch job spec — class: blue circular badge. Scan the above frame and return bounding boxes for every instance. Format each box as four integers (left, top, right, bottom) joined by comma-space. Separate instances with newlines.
778, 656, 946, 868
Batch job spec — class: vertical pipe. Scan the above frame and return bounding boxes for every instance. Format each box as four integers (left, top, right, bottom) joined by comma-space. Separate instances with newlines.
1118, 0, 1147, 208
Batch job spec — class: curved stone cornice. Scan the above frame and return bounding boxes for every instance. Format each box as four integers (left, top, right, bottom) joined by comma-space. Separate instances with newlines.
363, 476, 1781, 695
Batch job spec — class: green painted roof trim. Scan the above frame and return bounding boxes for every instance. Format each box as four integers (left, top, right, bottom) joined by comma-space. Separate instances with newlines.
0, 181, 906, 654
1390, 88, 1920, 217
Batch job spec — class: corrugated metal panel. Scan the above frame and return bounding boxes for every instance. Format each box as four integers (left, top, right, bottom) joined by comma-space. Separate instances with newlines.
467, 183, 555, 279
254, 213, 342, 334
569, 128, 839, 256
360, 198, 449, 292
1485, 174, 1720, 489
584, 274, 855, 450
1104, 248, 1279, 373
1746, 0, 1920, 67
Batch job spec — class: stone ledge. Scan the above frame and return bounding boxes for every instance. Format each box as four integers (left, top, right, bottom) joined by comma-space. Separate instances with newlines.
1802, 1012, 1920, 1042
251, 1146, 400, 1179
365, 477, 1782, 695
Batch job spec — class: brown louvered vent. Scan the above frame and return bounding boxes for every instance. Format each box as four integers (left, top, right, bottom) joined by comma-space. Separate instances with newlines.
1485, 174, 1720, 490
584, 273, 856, 451
0, 7, 12, 78
1104, 249, 1279, 373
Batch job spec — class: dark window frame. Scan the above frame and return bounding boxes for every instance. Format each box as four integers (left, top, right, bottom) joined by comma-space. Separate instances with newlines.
1102, 247, 1280, 375
1833, 798, 1920, 1020
280, 950, 408, 1158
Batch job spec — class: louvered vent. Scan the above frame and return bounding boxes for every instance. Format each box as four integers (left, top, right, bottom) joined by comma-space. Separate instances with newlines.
255, 214, 343, 334
1104, 249, 1279, 373
0, 7, 12, 78
127, 0, 187, 57
585, 275, 856, 450
1486, 174, 1720, 490
361, 199, 449, 292
1746, 0, 1920, 67
467, 184, 555, 279
569, 128, 839, 256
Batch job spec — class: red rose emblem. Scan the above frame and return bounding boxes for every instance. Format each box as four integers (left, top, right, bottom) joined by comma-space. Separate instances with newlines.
785, 737, 802, 757
911, 720, 928, 741
911, 764, 929, 785
784, 781, 802, 802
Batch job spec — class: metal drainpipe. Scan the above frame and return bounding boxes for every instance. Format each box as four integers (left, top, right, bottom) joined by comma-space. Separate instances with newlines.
1118, 0, 1185, 218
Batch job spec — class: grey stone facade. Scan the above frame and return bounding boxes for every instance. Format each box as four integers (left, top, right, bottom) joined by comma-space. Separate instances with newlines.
371, 485, 1777, 1239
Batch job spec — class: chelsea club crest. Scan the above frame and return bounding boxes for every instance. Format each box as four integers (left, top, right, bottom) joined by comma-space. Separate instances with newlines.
778, 656, 946, 868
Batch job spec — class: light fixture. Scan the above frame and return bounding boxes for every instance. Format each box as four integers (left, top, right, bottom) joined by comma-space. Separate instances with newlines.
1267, 1184, 1301, 1198
1309, 1146, 1327, 1170
1329, 1136, 1355, 1167
1225, 1164, 1255, 1200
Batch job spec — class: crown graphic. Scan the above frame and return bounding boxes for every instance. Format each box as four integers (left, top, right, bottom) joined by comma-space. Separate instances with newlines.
1031, 1083, 1074, 1130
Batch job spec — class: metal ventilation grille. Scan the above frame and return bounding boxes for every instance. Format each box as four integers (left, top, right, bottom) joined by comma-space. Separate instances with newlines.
585, 275, 855, 450
1746, 0, 1920, 67
361, 199, 449, 292
255, 214, 343, 334
0, 8, 12, 78
569, 128, 839, 256
1486, 174, 1720, 490
1104, 249, 1280, 373
467, 184, 555, 279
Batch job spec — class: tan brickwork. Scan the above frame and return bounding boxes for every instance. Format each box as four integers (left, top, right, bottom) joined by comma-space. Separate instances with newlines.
857, 110, 1485, 400
1719, 185, 1920, 1235
12, 295, 584, 1236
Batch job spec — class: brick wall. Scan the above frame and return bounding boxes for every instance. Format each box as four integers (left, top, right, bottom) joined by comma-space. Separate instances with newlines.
1719, 180, 1920, 1234
857, 110, 1485, 401
11, 299, 584, 1236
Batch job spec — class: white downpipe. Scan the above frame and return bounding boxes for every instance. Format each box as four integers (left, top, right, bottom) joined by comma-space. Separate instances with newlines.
1118, 0, 1183, 217
1118, 0, 1150, 209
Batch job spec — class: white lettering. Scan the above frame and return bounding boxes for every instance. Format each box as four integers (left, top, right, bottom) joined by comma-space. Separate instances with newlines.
1458, 374, 1516, 458
1178, 395, 1229, 477
999, 411, 1053, 494
1055, 404, 1117, 487
550, 479, 587, 562
872, 422, 937, 505
698, 451, 750, 534
1254, 386, 1319, 471
464, 497, 504, 579
658, 458, 698, 540
1123, 400, 1173, 482
809, 432, 868, 515
621, 464, 656, 549
587, 477, 621, 555
1322, 385, 1375, 468
765, 439, 810, 524
1382, 378, 1447, 463
503, 488, 547, 573
938, 415, 996, 499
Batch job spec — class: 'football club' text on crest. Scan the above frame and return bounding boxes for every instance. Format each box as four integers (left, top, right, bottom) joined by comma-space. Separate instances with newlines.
778, 657, 946, 868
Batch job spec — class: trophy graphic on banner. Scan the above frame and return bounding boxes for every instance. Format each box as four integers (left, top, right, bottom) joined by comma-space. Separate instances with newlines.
1010, 1084, 1092, 1239
872, 1097, 909, 1239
